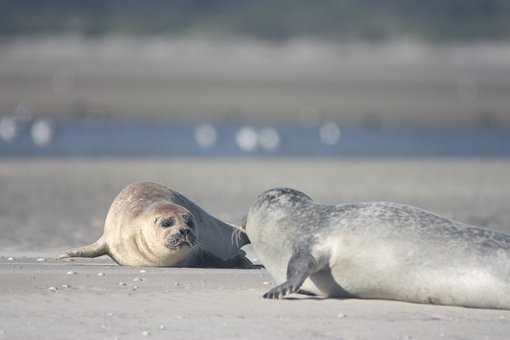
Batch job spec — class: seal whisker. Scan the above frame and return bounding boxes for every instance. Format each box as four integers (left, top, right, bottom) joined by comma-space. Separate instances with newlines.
231, 228, 241, 248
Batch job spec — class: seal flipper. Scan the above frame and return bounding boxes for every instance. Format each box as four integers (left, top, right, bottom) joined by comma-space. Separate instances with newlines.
263, 250, 318, 299
58, 236, 108, 259
191, 249, 259, 269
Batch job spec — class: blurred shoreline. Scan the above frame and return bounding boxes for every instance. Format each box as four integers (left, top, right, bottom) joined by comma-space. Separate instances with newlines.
1, 37, 509, 127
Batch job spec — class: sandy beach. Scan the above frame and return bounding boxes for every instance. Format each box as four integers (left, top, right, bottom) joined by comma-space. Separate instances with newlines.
1, 158, 510, 339
2, 256, 510, 340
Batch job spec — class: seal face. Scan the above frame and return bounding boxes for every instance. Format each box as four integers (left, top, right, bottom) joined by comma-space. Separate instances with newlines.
60, 182, 251, 267
245, 187, 510, 309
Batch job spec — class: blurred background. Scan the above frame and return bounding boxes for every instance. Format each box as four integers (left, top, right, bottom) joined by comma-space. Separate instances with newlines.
0, 1, 509, 255
0, 0, 509, 156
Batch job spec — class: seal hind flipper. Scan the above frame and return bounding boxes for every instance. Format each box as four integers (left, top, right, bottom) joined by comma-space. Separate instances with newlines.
58, 236, 108, 259
236, 253, 263, 269
192, 249, 259, 269
263, 250, 319, 299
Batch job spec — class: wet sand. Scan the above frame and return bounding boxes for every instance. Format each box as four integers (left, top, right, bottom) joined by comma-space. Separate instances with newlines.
1, 158, 510, 339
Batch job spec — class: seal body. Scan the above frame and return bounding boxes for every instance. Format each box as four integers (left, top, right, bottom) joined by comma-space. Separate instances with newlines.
246, 188, 510, 309
60, 182, 250, 267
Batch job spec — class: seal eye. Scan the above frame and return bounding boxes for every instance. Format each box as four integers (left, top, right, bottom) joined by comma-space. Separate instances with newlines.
160, 217, 176, 228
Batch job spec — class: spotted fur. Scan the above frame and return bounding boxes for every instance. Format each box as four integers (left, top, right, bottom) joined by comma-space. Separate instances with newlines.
246, 187, 510, 309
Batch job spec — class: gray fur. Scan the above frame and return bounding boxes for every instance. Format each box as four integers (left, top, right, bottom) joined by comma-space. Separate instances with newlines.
246, 188, 510, 309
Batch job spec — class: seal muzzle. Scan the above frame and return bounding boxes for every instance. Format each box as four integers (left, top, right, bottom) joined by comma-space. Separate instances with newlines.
167, 228, 197, 249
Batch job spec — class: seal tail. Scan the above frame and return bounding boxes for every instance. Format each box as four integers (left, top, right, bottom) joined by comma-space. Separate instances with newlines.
58, 236, 108, 259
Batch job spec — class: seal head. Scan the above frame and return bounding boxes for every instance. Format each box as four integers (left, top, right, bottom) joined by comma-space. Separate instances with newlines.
252, 188, 312, 211
150, 203, 197, 251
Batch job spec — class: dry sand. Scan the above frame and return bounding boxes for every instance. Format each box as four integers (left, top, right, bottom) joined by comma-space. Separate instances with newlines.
1, 158, 510, 339
2, 257, 510, 340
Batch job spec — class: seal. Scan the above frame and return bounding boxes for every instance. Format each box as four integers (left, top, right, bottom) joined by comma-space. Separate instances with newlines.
244, 187, 510, 309
59, 182, 251, 267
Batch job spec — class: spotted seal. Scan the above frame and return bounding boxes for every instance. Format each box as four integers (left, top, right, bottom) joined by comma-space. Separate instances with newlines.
59, 182, 250, 267
243, 187, 510, 309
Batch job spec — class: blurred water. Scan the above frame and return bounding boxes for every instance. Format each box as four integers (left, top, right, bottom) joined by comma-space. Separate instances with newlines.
0, 118, 509, 157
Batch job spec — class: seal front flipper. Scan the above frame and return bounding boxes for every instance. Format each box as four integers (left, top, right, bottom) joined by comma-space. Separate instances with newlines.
58, 236, 108, 259
263, 250, 318, 299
